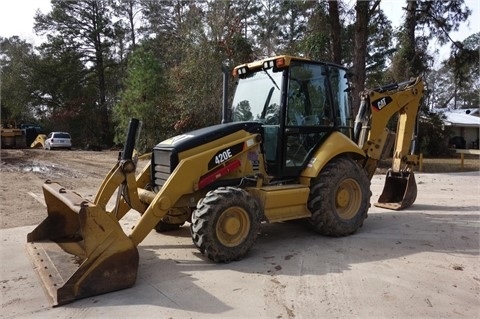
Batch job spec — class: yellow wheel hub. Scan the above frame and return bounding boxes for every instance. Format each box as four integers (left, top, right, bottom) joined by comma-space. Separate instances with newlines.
224, 217, 241, 235
336, 188, 350, 208
335, 178, 362, 220
216, 207, 250, 247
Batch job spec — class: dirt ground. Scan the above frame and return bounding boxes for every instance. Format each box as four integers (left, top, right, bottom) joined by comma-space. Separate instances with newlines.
0, 149, 131, 229
0, 148, 479, 318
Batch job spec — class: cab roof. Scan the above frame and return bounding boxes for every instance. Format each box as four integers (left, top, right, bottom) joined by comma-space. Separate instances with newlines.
232, 55, 347, 77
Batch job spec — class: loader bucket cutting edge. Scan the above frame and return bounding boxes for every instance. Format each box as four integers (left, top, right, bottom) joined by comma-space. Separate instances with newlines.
374, 170, 417, 210
26, 181, 139, 306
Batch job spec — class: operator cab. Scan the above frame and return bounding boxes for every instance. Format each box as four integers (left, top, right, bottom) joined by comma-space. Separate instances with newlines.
230, 56, 353, 177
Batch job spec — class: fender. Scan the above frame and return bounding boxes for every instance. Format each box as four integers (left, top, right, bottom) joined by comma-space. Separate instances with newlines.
301, 131, 365, 179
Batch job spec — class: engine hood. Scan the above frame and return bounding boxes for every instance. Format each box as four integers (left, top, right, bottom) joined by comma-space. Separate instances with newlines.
154, 121, 262, 153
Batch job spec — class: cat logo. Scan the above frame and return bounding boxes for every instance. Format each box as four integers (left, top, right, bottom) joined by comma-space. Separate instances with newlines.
377, 98, 387, 109
372, 96, 392, 111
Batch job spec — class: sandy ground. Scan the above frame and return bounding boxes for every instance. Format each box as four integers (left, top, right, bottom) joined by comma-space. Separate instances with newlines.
0, 148, 479, 318
0, 149, 124, 229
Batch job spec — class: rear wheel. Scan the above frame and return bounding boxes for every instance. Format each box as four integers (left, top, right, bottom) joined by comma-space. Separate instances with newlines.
308, 157, 371, 236
191, 187, 262, 262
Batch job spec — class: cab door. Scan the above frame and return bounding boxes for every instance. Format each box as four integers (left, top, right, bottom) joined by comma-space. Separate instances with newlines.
281, 61, 336, 177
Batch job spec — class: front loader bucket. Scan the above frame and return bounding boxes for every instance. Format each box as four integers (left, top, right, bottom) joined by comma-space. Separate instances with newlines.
374, 169, 417, 210
26, 181, 139, 306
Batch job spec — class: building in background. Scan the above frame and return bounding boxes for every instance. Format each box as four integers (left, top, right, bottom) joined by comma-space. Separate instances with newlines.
442, 108, 480, 149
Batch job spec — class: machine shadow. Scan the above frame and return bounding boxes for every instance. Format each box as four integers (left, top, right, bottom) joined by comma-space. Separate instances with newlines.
67, 207, 478, 312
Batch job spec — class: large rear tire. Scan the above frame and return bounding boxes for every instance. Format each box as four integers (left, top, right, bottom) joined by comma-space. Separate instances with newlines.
191, 187, 262, 262
308, 157, 371, 236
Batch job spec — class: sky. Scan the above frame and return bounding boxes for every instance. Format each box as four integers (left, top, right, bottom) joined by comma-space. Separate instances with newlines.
0, 0, 479, 62
0, 0, 52, 45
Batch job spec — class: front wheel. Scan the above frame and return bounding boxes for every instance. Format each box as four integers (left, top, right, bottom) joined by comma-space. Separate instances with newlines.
308, 157, 371, 236
191, 187, 262, 262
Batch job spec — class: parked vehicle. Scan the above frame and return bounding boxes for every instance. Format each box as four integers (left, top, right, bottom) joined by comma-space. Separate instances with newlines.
44, 132, 72, 150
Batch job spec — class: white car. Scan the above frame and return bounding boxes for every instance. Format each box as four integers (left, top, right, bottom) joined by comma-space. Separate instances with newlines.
44, 132, 72, 150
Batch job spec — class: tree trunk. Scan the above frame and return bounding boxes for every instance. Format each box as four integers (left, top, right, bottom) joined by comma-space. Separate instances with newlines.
352, 1, 369, 116
328, 1, 342, 64
128, 0, 136, 48
404, 0, 418, 79
92, 1, 109, 144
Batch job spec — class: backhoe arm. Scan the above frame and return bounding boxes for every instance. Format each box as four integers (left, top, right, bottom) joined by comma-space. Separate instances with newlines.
356, 77, 424, 178
354, 77, 424, 210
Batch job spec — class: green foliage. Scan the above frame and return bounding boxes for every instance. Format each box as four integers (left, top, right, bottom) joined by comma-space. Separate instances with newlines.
32, 44, 103, 145
446, 32, 480, 109
252, 0, 281, 56
0, 37, 38, 125
276, 0, 315, 55
426, 33, 479, 110
127, 0, 255, 144
113, 44, 173, 152
34, 0, 118, 145
363, 9, 395, 87
415, 0, 471, 45
391, 29, 427, 80
418, 112, 453, 156
300, 2, 330, 61
426, 67, 455, 109
391, 0, 471, 81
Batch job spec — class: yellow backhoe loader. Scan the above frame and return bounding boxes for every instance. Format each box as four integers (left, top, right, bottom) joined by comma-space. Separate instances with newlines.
1, 125, 26, 148
1, 123, 42, 148
26, 56, 424, 306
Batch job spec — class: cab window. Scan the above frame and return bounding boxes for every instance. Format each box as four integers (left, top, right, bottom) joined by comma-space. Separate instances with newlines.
287, 62, 332, 127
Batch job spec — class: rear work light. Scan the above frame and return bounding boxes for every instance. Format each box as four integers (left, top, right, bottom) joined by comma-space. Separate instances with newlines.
233, 67, 248, 77
263, 60, 275, 69
263, 57, 286, 70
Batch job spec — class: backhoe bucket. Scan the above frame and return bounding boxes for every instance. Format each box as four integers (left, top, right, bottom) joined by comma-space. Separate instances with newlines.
26, 180, 139, 306
374, 170, 417, 210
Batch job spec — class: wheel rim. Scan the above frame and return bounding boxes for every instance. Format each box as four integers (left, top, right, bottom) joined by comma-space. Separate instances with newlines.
216, 207, 250, 247
335, 178, 362, 220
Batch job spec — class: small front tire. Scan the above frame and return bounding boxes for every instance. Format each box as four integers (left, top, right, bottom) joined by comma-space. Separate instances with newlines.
191, 187, 262, 262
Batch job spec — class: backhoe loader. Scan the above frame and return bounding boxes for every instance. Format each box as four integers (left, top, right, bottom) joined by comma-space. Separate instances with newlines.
26, 55, 424, 306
